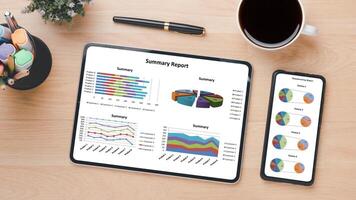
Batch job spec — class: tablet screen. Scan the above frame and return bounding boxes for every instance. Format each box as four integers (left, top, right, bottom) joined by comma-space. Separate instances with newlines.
70, 44, 251, 182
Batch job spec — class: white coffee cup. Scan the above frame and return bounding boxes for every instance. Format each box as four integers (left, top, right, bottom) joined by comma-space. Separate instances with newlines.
237, 0, 318, 50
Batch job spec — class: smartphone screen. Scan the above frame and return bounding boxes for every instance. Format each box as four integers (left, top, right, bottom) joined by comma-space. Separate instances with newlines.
261, 70, 325, 185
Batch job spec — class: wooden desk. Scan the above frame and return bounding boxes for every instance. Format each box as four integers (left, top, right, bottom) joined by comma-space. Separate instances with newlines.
1, 0, 355, 199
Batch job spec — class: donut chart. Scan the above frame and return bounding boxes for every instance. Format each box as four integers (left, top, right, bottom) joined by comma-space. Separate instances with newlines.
279, 88, 293, 102
298, 139, 309, 151
272, 135, 287, 149
172, 89, 223, 108
275, 111, 290, 126
294, 162, 305, 173
301, 116, 311, 127
303, 92, 314, 104
270, 158, 284, 172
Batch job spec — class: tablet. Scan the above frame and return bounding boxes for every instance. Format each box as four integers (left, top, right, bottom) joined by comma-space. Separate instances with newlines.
70, 43, 252, 183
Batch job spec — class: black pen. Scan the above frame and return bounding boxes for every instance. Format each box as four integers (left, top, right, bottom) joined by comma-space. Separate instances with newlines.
113, 16, 205, 36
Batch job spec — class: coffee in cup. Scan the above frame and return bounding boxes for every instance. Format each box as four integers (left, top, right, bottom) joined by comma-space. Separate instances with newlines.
237, 0, 317, 50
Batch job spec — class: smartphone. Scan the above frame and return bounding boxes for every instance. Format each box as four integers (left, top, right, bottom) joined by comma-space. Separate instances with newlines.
261, 70, 326, 186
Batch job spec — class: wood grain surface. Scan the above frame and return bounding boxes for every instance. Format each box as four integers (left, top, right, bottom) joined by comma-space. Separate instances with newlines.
0, 0, 355, 199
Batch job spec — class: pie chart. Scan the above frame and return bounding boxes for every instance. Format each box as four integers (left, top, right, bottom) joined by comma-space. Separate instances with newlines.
279, 88, 293, 102
272, 135, 287, 149
301, 116, 311, 127
298, 139, 309, 151
304, 92, 314, 104
275, 111, 290, 126
294, 162, 305, 173
172, 89, 223, 108
270, 158, 284, 172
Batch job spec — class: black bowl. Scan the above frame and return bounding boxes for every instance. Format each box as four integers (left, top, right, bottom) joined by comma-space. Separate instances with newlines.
1, 23, 52, 90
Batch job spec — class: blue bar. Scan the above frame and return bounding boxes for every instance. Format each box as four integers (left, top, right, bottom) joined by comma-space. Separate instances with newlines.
96, 77, 140, 85
97, 73, 140, 80
95, 80, 146, 88
95, 87, 147, 95
95, 84, 144, 91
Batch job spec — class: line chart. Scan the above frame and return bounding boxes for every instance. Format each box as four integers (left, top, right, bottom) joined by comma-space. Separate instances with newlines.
84, 117, 136, 147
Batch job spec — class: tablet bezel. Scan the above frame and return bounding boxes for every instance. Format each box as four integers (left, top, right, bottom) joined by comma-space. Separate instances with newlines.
70, 43, 252, 183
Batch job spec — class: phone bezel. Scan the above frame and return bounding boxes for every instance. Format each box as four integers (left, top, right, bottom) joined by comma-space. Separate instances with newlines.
260, 70, 326, 186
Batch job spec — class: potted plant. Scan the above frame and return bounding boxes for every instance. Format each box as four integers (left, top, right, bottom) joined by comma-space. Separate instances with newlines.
23, 0, 93, 23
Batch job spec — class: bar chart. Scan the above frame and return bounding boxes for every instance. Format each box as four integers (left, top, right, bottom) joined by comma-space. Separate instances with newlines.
95, 72, 150, 100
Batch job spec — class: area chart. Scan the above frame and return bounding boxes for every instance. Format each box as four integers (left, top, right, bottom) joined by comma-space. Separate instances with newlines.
166, 132, 219, 157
